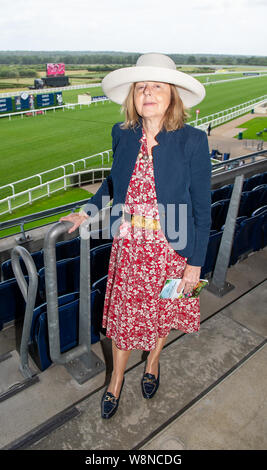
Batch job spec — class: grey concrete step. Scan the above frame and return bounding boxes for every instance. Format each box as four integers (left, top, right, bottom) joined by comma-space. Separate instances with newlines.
142, 344, 267, 450
25, 303, 266, 450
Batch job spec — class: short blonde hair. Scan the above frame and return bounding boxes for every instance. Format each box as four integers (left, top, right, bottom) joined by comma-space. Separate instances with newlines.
121, 83, 189, 131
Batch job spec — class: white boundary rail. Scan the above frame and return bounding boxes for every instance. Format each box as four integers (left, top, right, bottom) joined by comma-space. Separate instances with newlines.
0, 83, 100, 99
0, 96, 110, 120
0, 167, 111, 216
0, 151, 112, 215
204, 75, 267, 86
190, 95, 267, 129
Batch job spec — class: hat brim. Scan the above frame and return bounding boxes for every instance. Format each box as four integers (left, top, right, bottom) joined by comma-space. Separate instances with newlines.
101, 66, 205, 108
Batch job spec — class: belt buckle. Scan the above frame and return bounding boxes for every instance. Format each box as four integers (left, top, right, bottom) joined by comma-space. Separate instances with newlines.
141, 217, 146, 229
131, 214, 137, 227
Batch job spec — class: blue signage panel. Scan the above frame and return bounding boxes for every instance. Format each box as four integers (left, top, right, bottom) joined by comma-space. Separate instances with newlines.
92, 95, 108, 102
0, 97, 13, 113
36, 93, 54, 108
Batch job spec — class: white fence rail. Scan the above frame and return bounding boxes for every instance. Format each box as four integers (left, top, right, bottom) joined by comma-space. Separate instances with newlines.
0, 83, 100, 99
189, 95, 267, 129
0, 150, 112, 196
204, 75, 267, 86
0, 96, 110, 120
0, 167, 111, 216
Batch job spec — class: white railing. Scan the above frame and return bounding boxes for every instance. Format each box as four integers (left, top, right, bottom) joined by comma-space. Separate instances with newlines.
192, 70, 267, 77
0, 150, 112, 198
189, 95, 267, 129
0, 167, 111, 216
0, 83, 101, 99
204, 75, 267, 86
0, 96, 110, 120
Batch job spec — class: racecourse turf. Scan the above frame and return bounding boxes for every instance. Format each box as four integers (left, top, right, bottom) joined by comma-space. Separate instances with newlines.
235, 117, 267, 141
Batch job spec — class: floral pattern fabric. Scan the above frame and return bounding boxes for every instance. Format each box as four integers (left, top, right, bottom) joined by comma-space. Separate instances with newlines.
102, 129, 200, 350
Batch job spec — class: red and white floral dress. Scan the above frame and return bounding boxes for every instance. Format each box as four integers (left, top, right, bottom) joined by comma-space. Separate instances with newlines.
102, 129, 200, 351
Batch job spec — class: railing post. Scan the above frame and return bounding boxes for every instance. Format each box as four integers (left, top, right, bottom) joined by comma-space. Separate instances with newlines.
43, 220, 105, 383
8, 198, 12, 214
11, 246, 38, 378
16, 222, 32, 244
207, 174, 244, 296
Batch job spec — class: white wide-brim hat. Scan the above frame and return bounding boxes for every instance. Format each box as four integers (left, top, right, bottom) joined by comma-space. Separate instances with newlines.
102, 53, 205, 108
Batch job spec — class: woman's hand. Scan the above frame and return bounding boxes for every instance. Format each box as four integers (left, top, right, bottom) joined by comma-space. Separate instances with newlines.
59, 211, 89, 234
178, 264, 201, 295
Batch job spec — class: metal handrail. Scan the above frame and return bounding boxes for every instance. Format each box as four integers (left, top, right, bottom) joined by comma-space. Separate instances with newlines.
11, 245, 38, 378
208, 174, 245, 297
43, 218, 105, 381
44, 221, 86, 364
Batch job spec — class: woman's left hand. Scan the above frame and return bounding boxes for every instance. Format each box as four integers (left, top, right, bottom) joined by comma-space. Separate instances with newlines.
178, 264, 201, 295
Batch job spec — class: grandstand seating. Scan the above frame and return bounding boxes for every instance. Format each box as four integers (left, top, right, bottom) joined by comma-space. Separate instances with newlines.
55, 230, 110, 261
1, 233, 111, 282
0, 170, 267, 374
201, 231, 223, 277
29, 290, 101, 371
251, 205, 267, 216
55, 237, 81, 261
1, 249, 44, 281
211, 199, 230, 231
38, 242, 112, 301
211, 184, 233, 203
230, 211, 267, 264
38, 257, 80, 300
0, 275, 43, 330
243, 173, 264, 191
210, 184, 267, 231
0, 277, 27, 330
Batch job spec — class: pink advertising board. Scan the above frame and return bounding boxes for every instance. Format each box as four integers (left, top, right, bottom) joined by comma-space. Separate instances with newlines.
46, 63, 65, 76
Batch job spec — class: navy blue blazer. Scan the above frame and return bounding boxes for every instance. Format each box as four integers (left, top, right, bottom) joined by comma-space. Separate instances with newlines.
83, 122, 211, 266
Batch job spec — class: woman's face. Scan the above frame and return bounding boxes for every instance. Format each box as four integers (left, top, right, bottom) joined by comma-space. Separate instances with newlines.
134, 81, 171, 122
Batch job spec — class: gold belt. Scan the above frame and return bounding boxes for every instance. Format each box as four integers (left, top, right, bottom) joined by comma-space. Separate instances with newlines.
123, 210, 161, 231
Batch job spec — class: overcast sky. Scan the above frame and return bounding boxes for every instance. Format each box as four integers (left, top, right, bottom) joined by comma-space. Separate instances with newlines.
1, 0, 266, 56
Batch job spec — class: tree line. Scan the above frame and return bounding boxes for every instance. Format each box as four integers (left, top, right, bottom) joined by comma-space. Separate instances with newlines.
0, 51, 267, 66
0, 67, 37, 78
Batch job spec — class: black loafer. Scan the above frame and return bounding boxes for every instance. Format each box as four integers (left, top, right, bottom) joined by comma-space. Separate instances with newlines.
141, 363, 160, 399
101, 378, 125, 419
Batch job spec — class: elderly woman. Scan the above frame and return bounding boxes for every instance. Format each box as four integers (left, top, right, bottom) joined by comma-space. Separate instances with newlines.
61, 53, 211, 419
